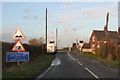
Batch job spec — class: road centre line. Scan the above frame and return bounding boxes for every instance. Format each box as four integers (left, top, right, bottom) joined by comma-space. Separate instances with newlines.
76, 59, 83, 66
67, 52, 72, 58
67, 52, 83, 64
67, 52, 83, 66
85, 68, 99, 79
67, 52, 98, 79
67, 52, 76, 61
72, 57, 76, 61
77, 60, 83, 66
67, 52, 99, 79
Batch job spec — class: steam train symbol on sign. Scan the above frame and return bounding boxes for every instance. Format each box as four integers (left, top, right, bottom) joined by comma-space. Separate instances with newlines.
15, 46, 22, 50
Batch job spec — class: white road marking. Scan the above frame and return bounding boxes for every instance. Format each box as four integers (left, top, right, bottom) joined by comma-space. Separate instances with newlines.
36, 58, 61, 79
77, 61, 83, 66
76, 59, 83, 66
72, 57, 76, 61
36, 66, 52, 79
85, 68, 99, 79
67, 51, 76, 61
70, 56, 73, 59
67, 52, 71, 58
51, 58, 60, 66
67, 52, 98, 79
67, 52, 83, 66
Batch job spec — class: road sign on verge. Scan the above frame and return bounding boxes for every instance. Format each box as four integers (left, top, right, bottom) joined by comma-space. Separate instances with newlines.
12, 40, 25, 51
6, 52, 29, 62
12, 28, 26, 40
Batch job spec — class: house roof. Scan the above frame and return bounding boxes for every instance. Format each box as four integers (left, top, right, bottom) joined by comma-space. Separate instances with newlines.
93, 30, 119, 41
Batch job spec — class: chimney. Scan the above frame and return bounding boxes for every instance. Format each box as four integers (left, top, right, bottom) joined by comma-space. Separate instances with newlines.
104, 13, 109, 33
118, 27, 120, 37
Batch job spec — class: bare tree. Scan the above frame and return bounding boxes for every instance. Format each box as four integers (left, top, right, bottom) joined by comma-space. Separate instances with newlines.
28, 37, 45, 46
38, 37, 45, 45
28, 38, 38, 45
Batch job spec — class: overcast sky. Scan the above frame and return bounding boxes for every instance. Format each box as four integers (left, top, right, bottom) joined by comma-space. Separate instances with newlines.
1, 1, 119, 48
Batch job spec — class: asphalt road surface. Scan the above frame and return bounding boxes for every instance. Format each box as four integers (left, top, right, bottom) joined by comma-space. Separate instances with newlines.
36, 51, 119, 79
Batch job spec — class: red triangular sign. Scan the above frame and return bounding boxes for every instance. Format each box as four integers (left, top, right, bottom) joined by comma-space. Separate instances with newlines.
12, 28, 26, 40
12, 40, 25, 51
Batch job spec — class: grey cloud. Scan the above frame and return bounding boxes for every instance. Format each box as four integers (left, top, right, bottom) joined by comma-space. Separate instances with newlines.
22, 16, 30, 19
22, 15, 39, 19
33, 16, 39, 19
24, 9, 31, 13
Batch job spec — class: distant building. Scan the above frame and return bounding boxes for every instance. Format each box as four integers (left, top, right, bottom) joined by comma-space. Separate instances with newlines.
89, 13, 120, 54
72, 40, 84, 51
82, 43, 90, 49
73, 43, 77, 47
81, 43, 92, 53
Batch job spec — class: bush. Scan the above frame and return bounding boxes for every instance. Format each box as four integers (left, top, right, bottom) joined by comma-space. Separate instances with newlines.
95, 42, 120, 61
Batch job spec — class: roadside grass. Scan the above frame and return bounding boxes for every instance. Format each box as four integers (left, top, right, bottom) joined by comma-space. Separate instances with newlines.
2, 54, 55, 78
80, 52, 120, 68
59, 49, 68, 51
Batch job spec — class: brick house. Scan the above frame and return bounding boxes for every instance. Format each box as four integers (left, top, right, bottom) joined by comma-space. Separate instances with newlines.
89, 13, 120, 55
81, 43, 93, 53
82, 43, 90, 49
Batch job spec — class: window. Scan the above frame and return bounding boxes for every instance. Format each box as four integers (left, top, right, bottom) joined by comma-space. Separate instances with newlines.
92, 45, 95, 49
92, 36, 95, 41
97, 45, 100, 48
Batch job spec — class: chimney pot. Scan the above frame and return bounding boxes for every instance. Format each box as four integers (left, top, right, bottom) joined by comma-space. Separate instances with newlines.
118, 27, 120, 37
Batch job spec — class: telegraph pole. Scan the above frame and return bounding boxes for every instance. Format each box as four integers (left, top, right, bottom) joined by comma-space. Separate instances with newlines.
56, 28, 58, 50
45, 8, 47, 53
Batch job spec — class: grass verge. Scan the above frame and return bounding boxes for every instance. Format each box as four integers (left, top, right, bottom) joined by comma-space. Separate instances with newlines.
2, 54, 55, 79
80, 52, 120, 68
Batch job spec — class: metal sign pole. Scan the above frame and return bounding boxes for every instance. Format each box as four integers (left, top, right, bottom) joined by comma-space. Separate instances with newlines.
17, 51, 20, 68
17, 61, 20, 68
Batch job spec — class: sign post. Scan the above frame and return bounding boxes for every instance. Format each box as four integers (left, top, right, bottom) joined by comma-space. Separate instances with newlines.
6, 28, 29, 68
17, 50, 20, 68
17, 61, 20, 68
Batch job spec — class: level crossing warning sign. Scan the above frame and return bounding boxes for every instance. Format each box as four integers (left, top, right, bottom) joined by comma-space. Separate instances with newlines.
12, 40, 25, 51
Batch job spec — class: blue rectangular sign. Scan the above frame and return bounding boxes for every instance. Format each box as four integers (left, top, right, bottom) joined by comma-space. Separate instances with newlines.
6, 52, 29, 62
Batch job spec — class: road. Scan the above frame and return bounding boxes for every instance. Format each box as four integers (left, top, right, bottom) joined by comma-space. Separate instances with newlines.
36, 51, 119, 79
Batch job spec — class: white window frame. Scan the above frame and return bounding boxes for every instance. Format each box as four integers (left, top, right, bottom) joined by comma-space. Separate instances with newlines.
92, 36, 95, 41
